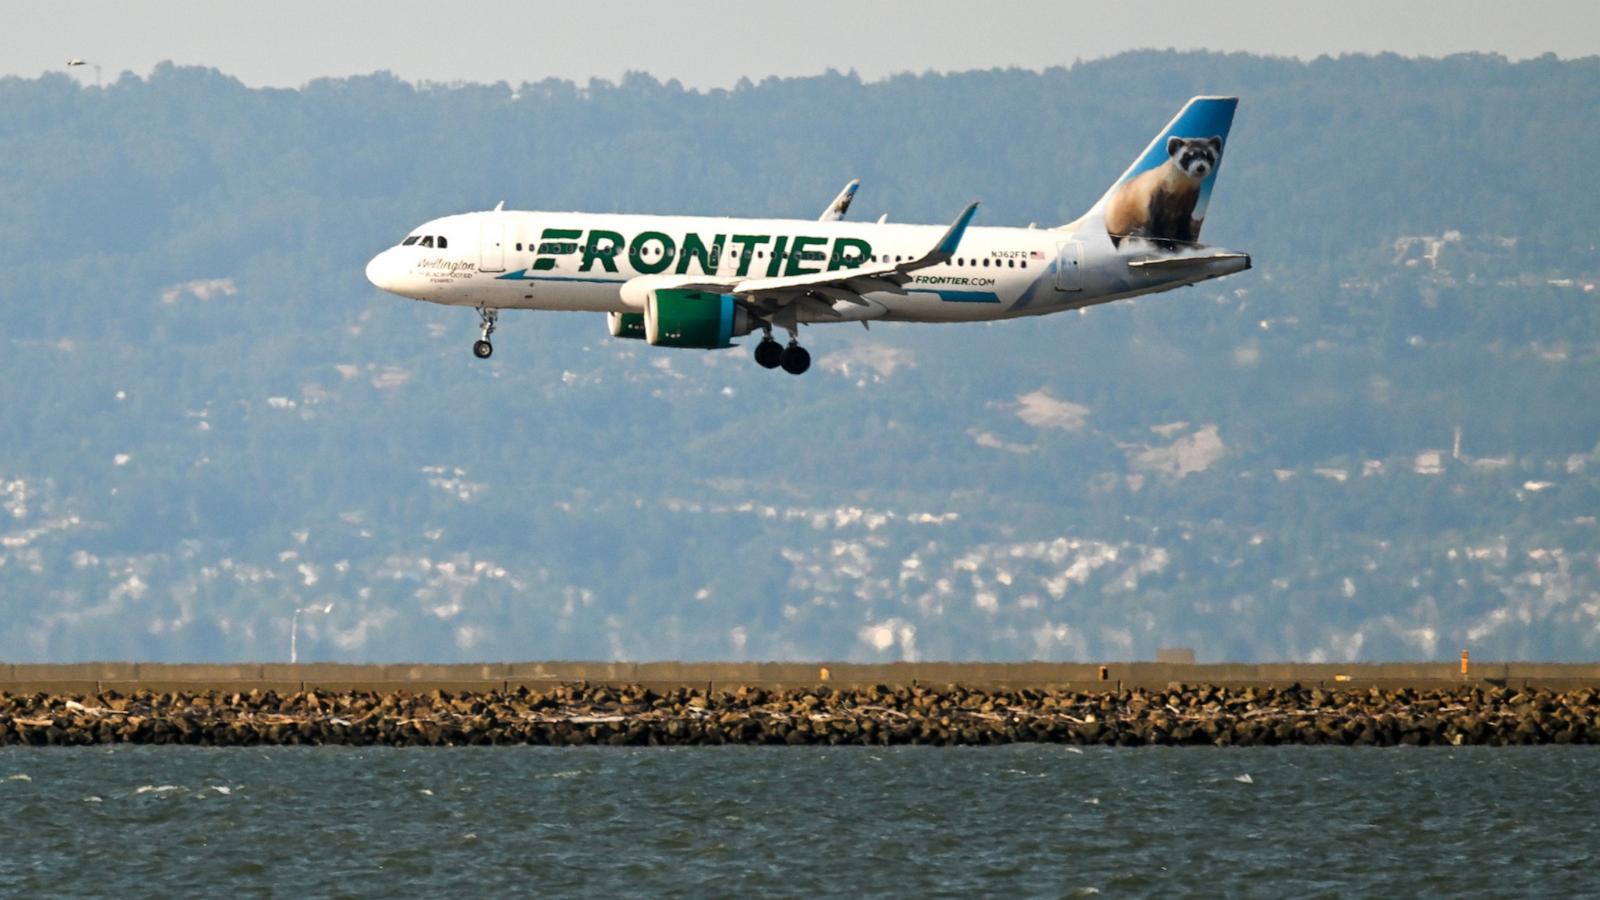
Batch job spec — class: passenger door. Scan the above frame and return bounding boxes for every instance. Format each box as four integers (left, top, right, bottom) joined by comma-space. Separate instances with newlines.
479, 221, 506, 273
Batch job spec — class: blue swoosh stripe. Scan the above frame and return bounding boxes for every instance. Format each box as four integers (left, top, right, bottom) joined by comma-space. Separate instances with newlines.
496, 270, 628, 284
909, 289, 1001, 303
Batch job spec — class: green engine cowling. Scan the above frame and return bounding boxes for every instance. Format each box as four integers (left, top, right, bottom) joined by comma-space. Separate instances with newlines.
607, 311, 646, 340
643, 289, 753, 349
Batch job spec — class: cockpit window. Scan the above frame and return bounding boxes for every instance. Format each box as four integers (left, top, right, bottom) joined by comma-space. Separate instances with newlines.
401, 235, 419, 246
420, 236, 435, 248
437, 236, 448, 249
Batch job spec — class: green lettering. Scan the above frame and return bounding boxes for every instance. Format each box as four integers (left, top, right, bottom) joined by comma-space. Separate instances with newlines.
676, 232, 723, 275
532, 227, 582, 271
765, 235, 790, 277
786, 235, 828, 276
729, 234, 769, 277
829, 237, 872, 271
580, 229, 624, 273
629, 231, 675, 275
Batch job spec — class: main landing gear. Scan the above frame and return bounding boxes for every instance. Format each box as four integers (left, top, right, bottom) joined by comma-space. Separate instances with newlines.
753, 328, 810, 375
472, 306, 498, 359
754, 336, 783, 370
780, 341, 811, 375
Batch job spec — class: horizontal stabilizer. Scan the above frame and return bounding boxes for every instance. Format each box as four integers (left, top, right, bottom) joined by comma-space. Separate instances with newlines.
1126, 251, 1250, 270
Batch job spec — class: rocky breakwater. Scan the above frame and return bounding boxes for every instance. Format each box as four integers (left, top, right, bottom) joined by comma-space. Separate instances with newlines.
2, 683, 1598, 747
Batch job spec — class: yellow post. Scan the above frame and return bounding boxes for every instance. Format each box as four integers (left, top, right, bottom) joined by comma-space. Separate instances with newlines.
1460, 649, 1469, 678
1098, 665, 1109, 681
819, 666, 830, 683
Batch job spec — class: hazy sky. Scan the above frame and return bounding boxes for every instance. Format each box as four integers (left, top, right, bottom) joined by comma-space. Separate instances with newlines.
8, 0, 1596, 89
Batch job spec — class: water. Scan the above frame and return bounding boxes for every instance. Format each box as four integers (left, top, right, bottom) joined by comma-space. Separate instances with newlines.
1, 746, 1595, 896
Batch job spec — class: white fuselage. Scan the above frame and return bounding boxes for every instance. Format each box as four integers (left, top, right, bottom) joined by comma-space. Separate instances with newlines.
365, 208, 1250, 326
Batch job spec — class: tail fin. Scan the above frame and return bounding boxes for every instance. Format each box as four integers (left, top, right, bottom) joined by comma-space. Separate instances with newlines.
1084, 96, 1237, 248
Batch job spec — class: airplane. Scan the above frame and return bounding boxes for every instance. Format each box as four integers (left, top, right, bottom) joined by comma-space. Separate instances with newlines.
365, 96, 1250, 375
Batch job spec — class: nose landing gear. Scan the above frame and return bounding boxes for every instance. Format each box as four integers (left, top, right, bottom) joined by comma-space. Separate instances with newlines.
473, 306, 498, 359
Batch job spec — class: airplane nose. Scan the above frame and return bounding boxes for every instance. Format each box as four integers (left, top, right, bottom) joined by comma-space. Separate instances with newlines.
366, 246, 409, 293
365, 251, 394, 292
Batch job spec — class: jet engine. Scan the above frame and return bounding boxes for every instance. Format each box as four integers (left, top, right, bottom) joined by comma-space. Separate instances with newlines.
606, 311, 646, 340
641, 289, 754, 349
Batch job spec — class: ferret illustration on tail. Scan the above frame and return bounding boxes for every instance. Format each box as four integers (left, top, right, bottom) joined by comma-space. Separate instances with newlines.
1103, 135, 1223, 249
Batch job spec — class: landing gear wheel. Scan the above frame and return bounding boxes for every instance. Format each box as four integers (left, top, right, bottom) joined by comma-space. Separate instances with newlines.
473, 306, 499, 360
754, 340, 783, 369
779, 343, 811, 375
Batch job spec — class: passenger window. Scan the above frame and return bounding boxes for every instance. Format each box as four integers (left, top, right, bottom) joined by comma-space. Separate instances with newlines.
437, 237, 448, 249
983, 259, 990, 267
420, 236, 434, 248
515, 243, 522, 251
402, 236, 419, 246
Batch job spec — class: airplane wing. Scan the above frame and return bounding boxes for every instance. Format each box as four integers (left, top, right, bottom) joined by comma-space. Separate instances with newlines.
737, 202, 978, 318
819, 179, 860, 221
619, 203, 978, 321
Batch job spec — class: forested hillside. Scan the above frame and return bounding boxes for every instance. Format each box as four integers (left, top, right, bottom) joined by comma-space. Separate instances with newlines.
1, 51, 1596, 663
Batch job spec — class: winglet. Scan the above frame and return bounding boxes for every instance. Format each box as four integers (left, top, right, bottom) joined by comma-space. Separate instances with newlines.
930, 202, 979, 262
890, 202, 979, 274
820, 179, 861, 221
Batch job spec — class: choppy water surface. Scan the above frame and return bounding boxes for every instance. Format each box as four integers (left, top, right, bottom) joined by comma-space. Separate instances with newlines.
1, 746, 1595, 896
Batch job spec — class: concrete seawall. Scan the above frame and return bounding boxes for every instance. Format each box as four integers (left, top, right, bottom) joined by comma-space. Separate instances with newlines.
3, 660, 1598, 695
